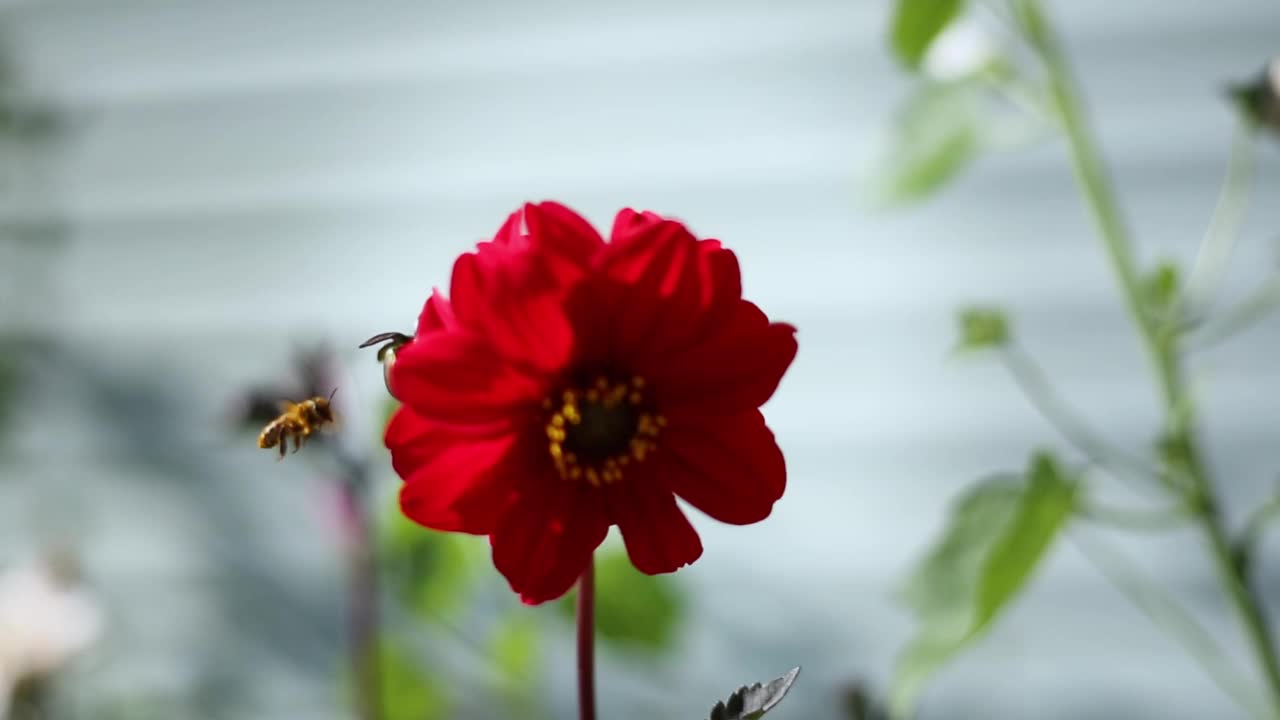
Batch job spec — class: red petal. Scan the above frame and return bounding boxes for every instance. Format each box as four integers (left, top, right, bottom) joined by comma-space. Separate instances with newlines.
610, 208, 667, 239
658, 410, 786, 525
390, 329, 544, 425
389, 407, 522, 534
593, 212, 749, 368
450, 246, 574, 374
491, 477, 609, 605
491, 209, 525, 246
603, 476, 703, 575
415, 288, 457, 335
524, 201, 604, 279
647, 301, 797, 414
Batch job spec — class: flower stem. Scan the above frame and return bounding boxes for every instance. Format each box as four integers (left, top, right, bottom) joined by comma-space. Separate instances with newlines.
576, 557, 597, 720
1013, 0, 1280, 711
334, 453, 382, 720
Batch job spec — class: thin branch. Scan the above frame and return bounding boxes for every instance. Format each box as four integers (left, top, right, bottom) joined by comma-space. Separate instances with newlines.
1072, 532, 1270, 720
1185, 122, 1259, 318
1077, 499, 1193, 532
1192, 273, 1280, 349
999, 344, 1157, 487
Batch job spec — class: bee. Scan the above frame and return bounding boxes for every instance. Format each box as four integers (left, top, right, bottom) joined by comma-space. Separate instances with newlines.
359, 331, 412, 397
358, 331, 411, 362
257, 389, 338, 459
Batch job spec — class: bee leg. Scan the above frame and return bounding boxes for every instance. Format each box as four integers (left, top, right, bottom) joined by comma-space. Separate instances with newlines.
293, 433, 303, 454
277, 439, 287, 460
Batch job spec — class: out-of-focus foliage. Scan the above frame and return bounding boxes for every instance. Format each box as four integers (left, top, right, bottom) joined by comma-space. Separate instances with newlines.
889, 0, 965, 70
1229, 58, 1280, 134
954, 307, 1010, 352
892, 453, 1077, 715
379, 500, 480, 622
556, 547, 685, 653
1143, 262, 1182, 320
375, 640, 449, 720
487, 612, 544, 717
870, 81, 983, 206
0, 340, 18, 440
839, 681, 890, 720
489, 613, 539, 685
705, 666, 800, 720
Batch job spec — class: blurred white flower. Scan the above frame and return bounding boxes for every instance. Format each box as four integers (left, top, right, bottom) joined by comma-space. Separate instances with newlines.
923, 19, 996, 81
0, 554, 103, 718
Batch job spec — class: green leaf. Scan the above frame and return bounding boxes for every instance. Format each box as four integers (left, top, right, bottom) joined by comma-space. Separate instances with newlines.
0, 339, 22, 442
954, 306, 1010, 351
891, 453, 1077, 716
377, 641, 449, 720
890, 0, 965, 69
1142, 262, 1181, 315
380, 397, 400, 435
557, 547, 684, 653
379, 502, 479, 621
487, 613, 545, 718
974, 454, 1077, 626
490, 613, 539, 684
870, 82, 981, 206
707, 667, 801, 720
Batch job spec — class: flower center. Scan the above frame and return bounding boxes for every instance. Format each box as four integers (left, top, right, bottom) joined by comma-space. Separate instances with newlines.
543, 376, 665, 487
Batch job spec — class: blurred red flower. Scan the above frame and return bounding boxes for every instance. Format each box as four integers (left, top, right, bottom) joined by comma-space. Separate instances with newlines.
385, 202, 797, 604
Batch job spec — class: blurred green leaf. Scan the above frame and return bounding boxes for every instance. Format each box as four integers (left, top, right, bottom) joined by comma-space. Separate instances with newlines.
892, 453, 1077, 715
890, 0, 965, 69
557, 548, 684, 653
0, 355, 14, 438
974, 454, 1077, 625
378, 641, 449, 720
381, 397, 400, 433
1143, 262, 1181, 316
871, 82, 981, 206
490, 613, 539, 683
707, 667, 801, 720
955, 306, 1010, 351
380, 502, 479, 621
487, 612, 545, 718
839, 681, 890, 720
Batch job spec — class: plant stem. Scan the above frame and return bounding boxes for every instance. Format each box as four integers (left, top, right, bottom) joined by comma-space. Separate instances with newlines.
1186, 121, 1258, 317
577, 557, 597, 720
1014, 0, 1280, 712
1077, 499, 1191, 532
1193, 273, 1280, 349
335, 455, 382, 720
1000, 345, 1154, 485
1072, 532, 1268, 719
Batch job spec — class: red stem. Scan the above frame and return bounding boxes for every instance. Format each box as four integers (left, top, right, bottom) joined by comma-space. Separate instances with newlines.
338, 479, 382, 720
576, 557, 597, 720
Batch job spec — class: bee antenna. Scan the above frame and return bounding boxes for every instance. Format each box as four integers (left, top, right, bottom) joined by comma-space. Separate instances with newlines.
328, 387, 338, 401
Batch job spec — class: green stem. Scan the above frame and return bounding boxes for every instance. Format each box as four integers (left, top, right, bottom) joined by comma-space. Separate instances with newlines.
1014, 0, 1280, 712
1239, 499, 1280, 574
1077, 499, 1191, 532
999, 345, 1155, 485
1193, 273, 1280, 349
1186, 121, 1258, 317
1072, 532, 1269, 719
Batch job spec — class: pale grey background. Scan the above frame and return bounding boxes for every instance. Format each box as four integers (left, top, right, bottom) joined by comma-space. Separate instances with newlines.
0, 0, 1278, 718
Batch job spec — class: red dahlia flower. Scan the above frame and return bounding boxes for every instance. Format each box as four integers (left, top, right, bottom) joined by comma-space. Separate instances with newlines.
383, 202, 797, 604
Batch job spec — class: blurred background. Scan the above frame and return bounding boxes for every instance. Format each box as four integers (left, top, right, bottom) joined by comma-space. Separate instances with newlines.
0, 0, 1277, 718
